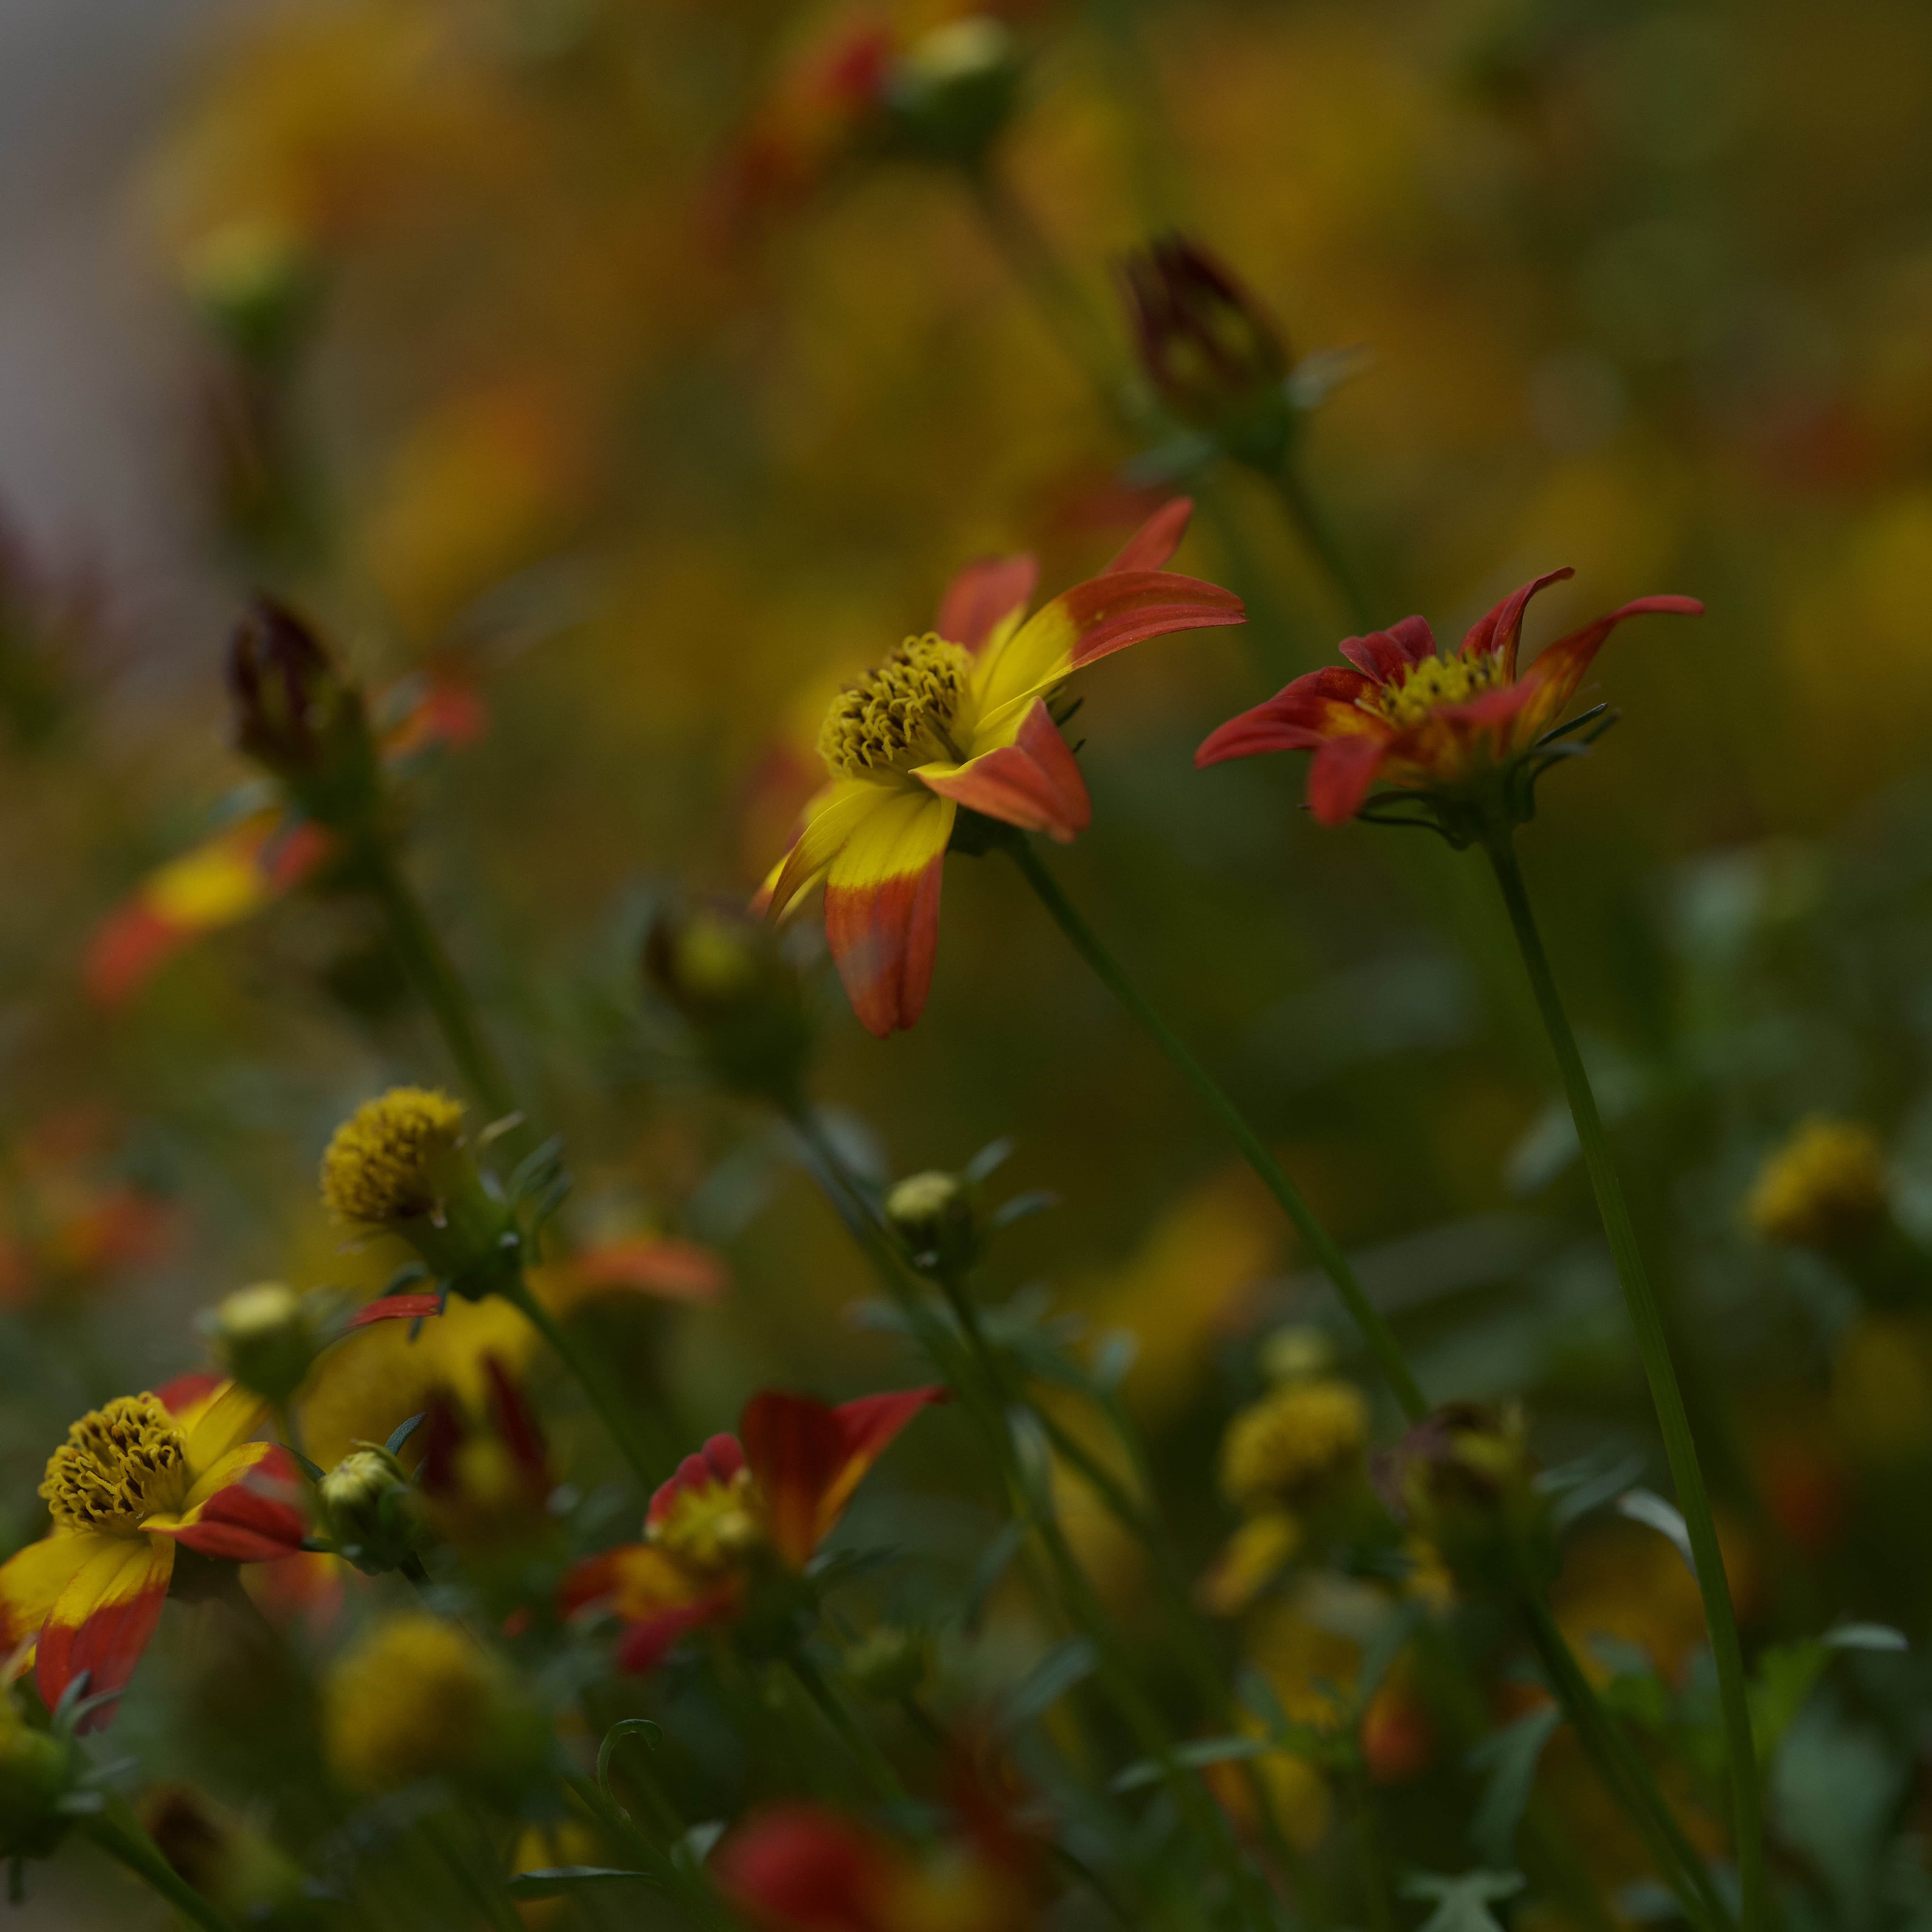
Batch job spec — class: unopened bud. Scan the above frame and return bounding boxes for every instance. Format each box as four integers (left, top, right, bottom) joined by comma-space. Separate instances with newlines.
139, 1784, 312, 1927
204, 1282, 318, 1405
880, 15, 1021, 166
842, 1626, 934, 1702
0, 1706, 76, 1861
226, 597, 377, 820
883, 1170, 980, 1274
1258, 1324, 1337, 1385
1120, 236, 1291, 464
319, 1446, 428, 1574
644, 902, 812, 1102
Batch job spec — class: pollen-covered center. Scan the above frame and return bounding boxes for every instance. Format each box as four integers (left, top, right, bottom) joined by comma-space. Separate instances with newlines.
818, 635, 972, 777
650, 1473, 765, 1574
41, 1394, 190, 1533
1371, 651, 1503, 730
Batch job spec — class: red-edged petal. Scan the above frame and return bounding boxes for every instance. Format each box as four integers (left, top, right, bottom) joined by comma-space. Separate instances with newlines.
1104, 497, 1194, 574
153, 1371, 222, 1419
565, 1237, 728, 1303
1506, 593, 1704, 746
159, 1480, 306, 1563
1308, 735, 1391, 825
1459, 568, 1574, 678
647, 1435, 747, 1529
739, 1393, 846, 1569
936, 554, 1038, 654
346, 1292, 445, 1328
1061, 569, 1246, 673
1194, 665, 1382, 768
820, 1387, 947, 1529
615, 1600, 728, 1675
1338, 616, 1435, 683
822, 791, 953, 1039
917, 700, 1091, 842
35, 1536, 174, 1728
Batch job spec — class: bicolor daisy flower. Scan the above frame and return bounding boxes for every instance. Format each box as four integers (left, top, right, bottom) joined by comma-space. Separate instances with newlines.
1195, 567, 1701, 827
0, 1375, 304, 1724
561, 1386, 943, 1673
762, 500, 1244, 1034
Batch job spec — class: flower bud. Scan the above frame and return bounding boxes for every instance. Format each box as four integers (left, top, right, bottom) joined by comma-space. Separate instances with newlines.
204, 1281, 318, 1405
1257, 1324, 1337, 1385
319, 1445, 428, 1573
0, 1704, 77, 1861
138, 1784, 313, 1928
1374, 1401, 1553, 1595
182, 218, 320, 368
842, 1626, 933, 1702
227, 599, 376, 822
880, 16, 1021, 166
1120, 236, 1291, 464
1218, 1378, 1367, 1513
1747, 1118, 1890, 1251
643, 902, 812, 1102
883, 1170, 981, 1274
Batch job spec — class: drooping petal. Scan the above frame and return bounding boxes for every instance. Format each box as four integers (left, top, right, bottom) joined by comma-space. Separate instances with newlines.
179, 1381, 271, 1482
1103, 496, 1194, 574
151, 1445, 305, 1562
935, 554, 1038, 654
1194, 664, 1383, 767
917, 699, 1091, 842
1338, 615, 1435, 683
1459, 568, 1574, 678
822, 789, 954, 1038
1505, 593, 1703, 747
36, 1535, 175, 1725
0, 1531, 115, 1654
760, 779, 885, 922
1307, 734, 1392, 825
647, 1435, 748, 1530
973, 569, 1245, 736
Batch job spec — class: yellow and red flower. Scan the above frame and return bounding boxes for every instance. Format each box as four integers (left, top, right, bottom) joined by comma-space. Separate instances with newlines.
561, 1386, 942, 1672
0, 1374, 304, 1723
1195, 567, 1701, 826
762, 500, 1243, 1034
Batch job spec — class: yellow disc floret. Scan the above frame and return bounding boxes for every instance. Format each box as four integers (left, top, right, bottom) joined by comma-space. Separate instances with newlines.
817, 635, 972, 777
322, 1612, 500, 1788
1371, 651, 1503, 730
320, 1087, 466, 1224
650, 1472, 764, 1574
1219, 1378, 1368, 1511
1747, 1117, 1889, 1249
40, 1395, 190, 1533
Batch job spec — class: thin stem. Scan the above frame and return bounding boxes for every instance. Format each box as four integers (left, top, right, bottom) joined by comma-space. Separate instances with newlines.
1483, 831, 1764, 1928
1263, 462, 1374, 633
424, 1809, 525, 1932
1348, 1771, 1397, 1932
498, 1273, 668, 1488
1004, 835, 1426, 1421
352, 832, 520, 1127
1520, 1597, 1731, 1932
786, 1654, 913, 1812
85, 1799, 242, 1932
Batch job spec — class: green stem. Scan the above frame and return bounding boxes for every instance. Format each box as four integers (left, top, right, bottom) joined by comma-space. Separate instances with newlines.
786, 1654, 913, 1812
1348, 1770, 1397, 1932
1003, 834, 1426, 1421
353, 832, 521, 1127
1520, 1597, 1732, 1932
498, 1273, 667, 1488
85, 1799, 242, 1932
1263, 462, 1374, 633
1483, 831, 1763, 1928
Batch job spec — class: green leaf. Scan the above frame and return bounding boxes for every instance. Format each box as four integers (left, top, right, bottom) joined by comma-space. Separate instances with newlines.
1824, 1622, 1908, 1653
384, 1412, 427, 1457
1002, 1637, 1097, 1732
1465, 1707, 1561, 1867
964, 1520, 1025, 1635
1400, 1869, 1525, 1932
507, 1868, 657, 1899
1111, 1734, 1277, 1794
597, 1718, 663, 1806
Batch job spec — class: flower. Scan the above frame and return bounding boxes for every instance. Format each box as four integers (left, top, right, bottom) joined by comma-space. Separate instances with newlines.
320, 1087, 468, 1225
317, 1445, 426, 1575
1218, 1378, 1368, 1512
205, 1282, 321, 1404
0, 1376, 304, 1724
1195, 568, 1702, 829
1746, 1117, 1889, 1250
762, 499, 1243, 1034
882, 1169, 982, 1273
561, 1387, 943, 1673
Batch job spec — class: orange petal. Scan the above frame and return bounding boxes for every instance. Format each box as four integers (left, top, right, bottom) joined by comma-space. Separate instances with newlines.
816, 1387, 946, 1539
152, 1444, 306, 1561
935, 553, 1038, 653
918, 699, 1091, 842
822, 789, 953, 1037
1308, 734, 1391, 825
1103, 496, 1193, 574
1459, 568, 1574, 679
35, 1535, 174, 1726
1504, 593, 1703, 748
739, 1393, 846, 1569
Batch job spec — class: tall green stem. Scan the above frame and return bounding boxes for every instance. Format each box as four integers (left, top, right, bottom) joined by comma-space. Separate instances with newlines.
786, 1653, 913, 1812
1264, 463, 1374, 634
1482, 831, 1764, 1927
85, 1798, 242, 1932
1003, 834, 1426, 1421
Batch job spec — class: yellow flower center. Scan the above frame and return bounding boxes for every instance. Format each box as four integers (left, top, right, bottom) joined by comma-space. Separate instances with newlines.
1219, 1379, 1368, 1511
817, 636, 971, 777
41, 1395, 190, 1533
650, 1473, 764, 1573
1370, 651, 1502, 730
320, 1086, 466, 1224
1747, 1118, 1888, 1249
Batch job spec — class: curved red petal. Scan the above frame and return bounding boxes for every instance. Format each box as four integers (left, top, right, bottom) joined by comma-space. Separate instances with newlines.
1060, 569, 1246, 671
162, 1482, 307, 1563
1103, 496, 1194, 574
346, 1293, 445, 1328
1460, 567, 1574, 679
936, 554, 1038, 654
1307, 734, 1391, 825
740, 1392, 846, 1569
918, 702, 1091, 842
825, 849, 945, 1038
615, 1600, 726, 1675
1338, 616, 1435, 683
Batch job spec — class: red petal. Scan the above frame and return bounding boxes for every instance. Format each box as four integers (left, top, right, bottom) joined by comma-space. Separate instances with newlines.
936, 555, 1039, 654
918, 701, 1091, 841
1507, 592, 1704, 745
825, 849, 945, 1038
569, 1237, 728, 1303
1459, 568, 1574, 678
346, 1293, 445, 1328
1307, 735, 1390, 825
1060, 569, 1246, 672
1338, 616, 1435, 683
1103, 496, 1194, 574
718, 1807, 896, 1932
615, 1600, 725, 1675
740, 1393, 846, 1569
163, 1483, 307, 1563
1195, 666, 1380, 767
82, 905, 184, 1007
154, 1371, 222, 1419
36, 1541, 173, 1729
647, 1435, 746, 1528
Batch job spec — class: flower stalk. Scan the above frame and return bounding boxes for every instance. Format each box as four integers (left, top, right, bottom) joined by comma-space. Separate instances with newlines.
84, 1795, 244, 1932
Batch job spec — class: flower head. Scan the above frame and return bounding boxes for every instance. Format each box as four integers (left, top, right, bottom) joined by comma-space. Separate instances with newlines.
0, 1376, 304, 1725
1218, 1378, 1368, 1513
1747, 1117, 1889, 1250
763, 500, 1242, 1034
1196, 568, 1701, 833
318, 1445, 427, 1575
205, 1281, 321, 1404
320, 1087, 466, 1225
643, 898, 812, 1101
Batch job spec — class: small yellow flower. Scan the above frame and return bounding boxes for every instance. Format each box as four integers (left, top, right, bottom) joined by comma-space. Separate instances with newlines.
1219, 1379, 1368, 1512
321, 1088, 466, 1225
1746, 1117, 1889, 1249
322, 1612, 504, 1789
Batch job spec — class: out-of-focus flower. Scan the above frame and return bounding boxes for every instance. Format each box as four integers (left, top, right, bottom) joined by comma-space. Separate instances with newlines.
1196, 569, 1700, 830
321, 1087, 468, 1226
1206, 1738, 1331, 1854
1361, 1672, 1434, 1785
317, 1445, 427, 1576
644, 899, 813, 1102
138, 1784, 314, 1928
181, 216, 321, 367
1218, 1378, 1368, 1513
1746, 1118, 1889, 1250
763, 499, 1242, 1034
842, 1624, 934, 1702
204, 1282, 324, 1407
1120, 236, 1291, 465
416, 1356, 553, 1553
1829, 1313, 1932, 1464
561, 1387, 942, 1672
227, 598, 378, 816
1197, 1510, 1301, 1617
0, 1696, 80, 1861
321, 1611, 547, 1797
882, 1169, 982, 1273
0, 1377, 304, 1723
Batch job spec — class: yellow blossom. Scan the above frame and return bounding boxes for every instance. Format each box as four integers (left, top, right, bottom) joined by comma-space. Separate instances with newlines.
1746, 1118, 1888, 1249
322, 1612, 506, 1789
1218, 1379, 1368, 1512
320, 1088, 465, 1225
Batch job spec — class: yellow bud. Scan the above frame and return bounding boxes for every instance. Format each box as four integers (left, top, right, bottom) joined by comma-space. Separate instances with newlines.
207, 1282, 317, 1404
319, 1447, 425, 1572
1747, 1118, 1889, 1250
